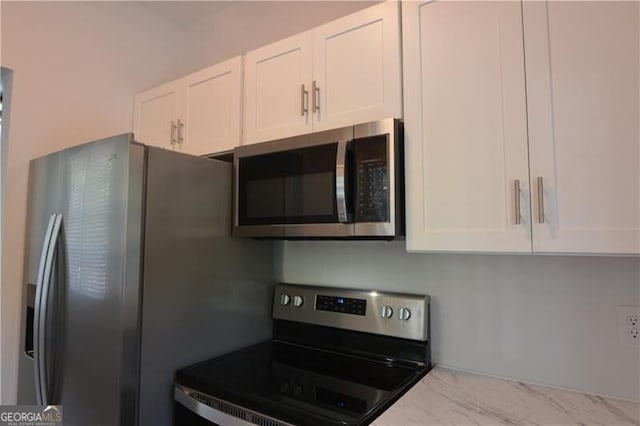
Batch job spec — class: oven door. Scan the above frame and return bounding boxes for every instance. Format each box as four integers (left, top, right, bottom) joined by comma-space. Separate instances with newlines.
234, 127, 353, 238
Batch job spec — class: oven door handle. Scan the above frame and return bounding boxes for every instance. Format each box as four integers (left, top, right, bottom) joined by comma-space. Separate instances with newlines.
336, 140, 348, 223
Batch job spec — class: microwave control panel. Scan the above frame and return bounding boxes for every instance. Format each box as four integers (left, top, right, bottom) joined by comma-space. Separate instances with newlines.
354, 136, 389, 223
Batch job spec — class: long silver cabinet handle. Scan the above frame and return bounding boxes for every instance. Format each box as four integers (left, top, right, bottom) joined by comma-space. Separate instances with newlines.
537, 176, 544, 224
35, 213, 63, 405
170, 120, 177, 145
177, 119, 185, 144
33, 215, 56, 405
312, 80, 320, 114
336, 140, 348, 223
300, 84, 308, 116
514, 179, 521, 225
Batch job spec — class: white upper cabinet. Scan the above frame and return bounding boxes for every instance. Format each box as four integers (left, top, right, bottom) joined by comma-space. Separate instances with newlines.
179, 56, 243, 156
134, 81, 180, 150
403, 1, 531, 252
134, 56, 244, 156
243, 1, 402, 144
244, 32, 313, 144
312, 1, 402, 132
403, 0, 639, 255
523, 1, 640, 254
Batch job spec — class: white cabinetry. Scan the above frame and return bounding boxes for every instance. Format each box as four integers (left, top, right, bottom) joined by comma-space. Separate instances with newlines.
403, 0, 639, 254
243, 32, 313, 143
180, 58, 243, 155
524, 1, 640, 254
134, 81, 181, 150
312, 1, 402, 132
403, 1, 531, 253
243, 1, 402, 144
134, 56, 243, 156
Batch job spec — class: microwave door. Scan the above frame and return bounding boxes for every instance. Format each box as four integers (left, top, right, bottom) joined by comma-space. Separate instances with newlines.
234, 142, 354, 238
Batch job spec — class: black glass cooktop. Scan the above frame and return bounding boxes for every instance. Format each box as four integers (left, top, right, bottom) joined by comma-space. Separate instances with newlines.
176, 340, 428, 426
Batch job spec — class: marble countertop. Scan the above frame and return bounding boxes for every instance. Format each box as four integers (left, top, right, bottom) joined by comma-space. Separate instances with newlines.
372, 367, 640, 425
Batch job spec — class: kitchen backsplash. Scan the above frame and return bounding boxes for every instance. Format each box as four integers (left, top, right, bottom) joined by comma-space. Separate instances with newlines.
277, 240, 640, 401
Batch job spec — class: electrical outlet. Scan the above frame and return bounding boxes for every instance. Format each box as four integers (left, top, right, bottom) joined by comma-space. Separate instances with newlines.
618, 306, 640, 347
627, 315, 640, 327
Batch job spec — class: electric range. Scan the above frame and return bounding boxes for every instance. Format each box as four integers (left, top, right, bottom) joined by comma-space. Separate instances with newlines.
174, 283, 431, 426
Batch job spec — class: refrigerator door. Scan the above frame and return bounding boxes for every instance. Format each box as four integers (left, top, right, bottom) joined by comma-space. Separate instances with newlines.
137, 148, 274, 426
57, 135, 145, 426
19, 135, 146, 426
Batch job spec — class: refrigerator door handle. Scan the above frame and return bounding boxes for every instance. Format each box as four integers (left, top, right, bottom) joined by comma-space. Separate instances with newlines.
34, 213, 63, 405
33, 214, 56, 404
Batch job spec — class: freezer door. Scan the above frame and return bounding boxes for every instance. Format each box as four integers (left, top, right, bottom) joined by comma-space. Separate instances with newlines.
18, 151, 63, 404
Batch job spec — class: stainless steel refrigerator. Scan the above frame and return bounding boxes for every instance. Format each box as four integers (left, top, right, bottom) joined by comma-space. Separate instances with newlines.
17, 134, 274, 426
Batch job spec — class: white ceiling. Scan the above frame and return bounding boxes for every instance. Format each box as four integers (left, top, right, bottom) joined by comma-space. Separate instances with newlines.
136, 1, 235, 29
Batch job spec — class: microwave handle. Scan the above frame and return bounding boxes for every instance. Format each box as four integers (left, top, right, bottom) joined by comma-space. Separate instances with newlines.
336, 140, 348, 223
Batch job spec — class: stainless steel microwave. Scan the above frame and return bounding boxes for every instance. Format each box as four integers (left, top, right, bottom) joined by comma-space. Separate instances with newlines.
233, 118, 404, 239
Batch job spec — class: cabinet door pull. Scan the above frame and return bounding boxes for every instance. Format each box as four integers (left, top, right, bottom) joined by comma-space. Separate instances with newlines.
300, 84, 308, 116
514, 179, 521, 225
170, 120, 177, 145
177, 119, 185, 145
312, 80, 320, 114
537, 176, 544, 223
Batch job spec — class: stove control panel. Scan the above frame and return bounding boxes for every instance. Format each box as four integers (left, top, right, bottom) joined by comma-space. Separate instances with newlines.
273, 283, 430, 341
316, 295, 366, 316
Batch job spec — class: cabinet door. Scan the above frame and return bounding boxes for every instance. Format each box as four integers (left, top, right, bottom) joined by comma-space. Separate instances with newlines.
524, 1, 640, 254
180, 56, 243, 156
312, 1, 402, 131
403, 1, 531, 252
134, 82, 180, 149
244, 31, 313, 144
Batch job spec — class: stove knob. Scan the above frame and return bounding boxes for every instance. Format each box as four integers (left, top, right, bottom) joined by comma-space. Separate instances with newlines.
380, 305, 393, 319
398, 307, 411, 321
280, 294, 291, 306
292, 295, 304, 307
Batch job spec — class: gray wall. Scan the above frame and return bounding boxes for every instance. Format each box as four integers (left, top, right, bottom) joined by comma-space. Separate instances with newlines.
279, 241, 640, 401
